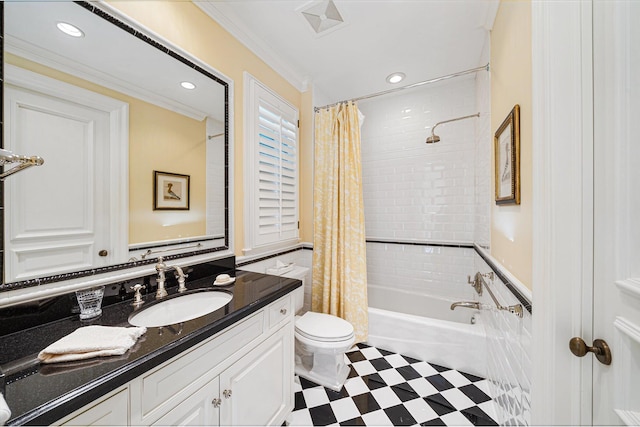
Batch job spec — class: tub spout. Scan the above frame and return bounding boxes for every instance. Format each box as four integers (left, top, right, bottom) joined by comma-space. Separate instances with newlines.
450, 301, 481, 311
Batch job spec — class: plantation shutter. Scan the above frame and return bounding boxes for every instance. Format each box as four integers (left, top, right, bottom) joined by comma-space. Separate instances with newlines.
254, 85, 299, 248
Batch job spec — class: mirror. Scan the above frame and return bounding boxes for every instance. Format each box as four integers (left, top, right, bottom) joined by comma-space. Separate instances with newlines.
1, 1, 229, 289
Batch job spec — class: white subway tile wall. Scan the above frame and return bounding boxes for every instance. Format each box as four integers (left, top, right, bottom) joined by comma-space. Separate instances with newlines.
206, 135, 226, 237
474, 253, 531, 426
359, 76, 479, 244
474, 69, 492, 247
366, 242, 475, 301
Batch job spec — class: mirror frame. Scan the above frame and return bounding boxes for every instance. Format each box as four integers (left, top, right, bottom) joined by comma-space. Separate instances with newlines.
0, 1, 231, 293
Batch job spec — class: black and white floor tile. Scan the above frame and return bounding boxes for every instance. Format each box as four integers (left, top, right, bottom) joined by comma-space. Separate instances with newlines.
287, 343, 498, 426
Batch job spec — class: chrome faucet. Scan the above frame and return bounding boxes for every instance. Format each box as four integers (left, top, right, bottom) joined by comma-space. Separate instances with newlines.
155, 256, 189, 298
450, 301, 482, 311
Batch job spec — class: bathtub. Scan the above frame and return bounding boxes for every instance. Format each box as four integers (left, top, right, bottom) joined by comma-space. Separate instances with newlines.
367, 285, 487, 378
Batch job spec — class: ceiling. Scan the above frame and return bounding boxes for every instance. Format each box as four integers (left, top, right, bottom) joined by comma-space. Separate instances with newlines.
197, 0, 499, 106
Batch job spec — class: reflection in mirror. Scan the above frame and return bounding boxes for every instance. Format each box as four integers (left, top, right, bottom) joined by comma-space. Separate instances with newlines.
1, 1, 229, 287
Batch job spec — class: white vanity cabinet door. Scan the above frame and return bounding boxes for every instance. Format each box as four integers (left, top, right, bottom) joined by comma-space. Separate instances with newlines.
219, 322, 294, 426
55, 386, 129, 426
151, 377, 220, 427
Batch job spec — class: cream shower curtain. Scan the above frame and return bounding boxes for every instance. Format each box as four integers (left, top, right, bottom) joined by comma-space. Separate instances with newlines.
312, 102, 368, 343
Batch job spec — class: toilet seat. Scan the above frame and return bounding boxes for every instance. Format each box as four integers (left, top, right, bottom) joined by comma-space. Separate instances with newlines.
295, 312, 354, 343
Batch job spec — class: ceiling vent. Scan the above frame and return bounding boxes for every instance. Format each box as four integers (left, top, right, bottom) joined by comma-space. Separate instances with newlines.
300, 0, 345, 36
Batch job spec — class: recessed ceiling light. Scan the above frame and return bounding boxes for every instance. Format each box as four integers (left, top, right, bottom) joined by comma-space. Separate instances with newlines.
56, 22, 84, 38
180, 81, 196, 90
386, 72, 405, 84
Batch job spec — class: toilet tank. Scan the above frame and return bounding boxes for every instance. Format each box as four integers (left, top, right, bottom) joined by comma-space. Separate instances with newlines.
271, 266, 310, 314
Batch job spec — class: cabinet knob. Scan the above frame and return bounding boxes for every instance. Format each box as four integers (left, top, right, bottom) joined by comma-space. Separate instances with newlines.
212, 397, 221, 408
280, 308, 287, 315
223, 389, 232, 399
98, 250, 108, 257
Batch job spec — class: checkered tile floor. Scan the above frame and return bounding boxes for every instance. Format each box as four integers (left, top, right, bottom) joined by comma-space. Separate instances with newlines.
287, 343, 498, 426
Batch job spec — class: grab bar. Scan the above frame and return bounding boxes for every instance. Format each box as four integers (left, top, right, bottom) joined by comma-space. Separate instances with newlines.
468, 272, 524, 318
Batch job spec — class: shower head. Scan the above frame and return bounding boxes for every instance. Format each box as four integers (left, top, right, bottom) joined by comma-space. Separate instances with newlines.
425, 112, 480, 144
425, 133, 440, 144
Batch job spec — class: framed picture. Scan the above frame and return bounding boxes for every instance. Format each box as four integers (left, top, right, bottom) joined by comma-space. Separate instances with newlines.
153, 171, 190, 210
494, 105, 521, 205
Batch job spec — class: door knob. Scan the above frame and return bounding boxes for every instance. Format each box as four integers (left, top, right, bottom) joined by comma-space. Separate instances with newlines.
98, 250, 108, 257
223, 389, 232, 399
211, 397, 221, 408
569, 337, 612, 365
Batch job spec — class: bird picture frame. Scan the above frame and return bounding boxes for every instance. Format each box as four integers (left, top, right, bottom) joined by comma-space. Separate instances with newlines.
153, 170, 190, 210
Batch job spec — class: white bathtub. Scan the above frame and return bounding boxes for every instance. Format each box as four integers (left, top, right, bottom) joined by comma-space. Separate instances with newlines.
367, 285, 487, 378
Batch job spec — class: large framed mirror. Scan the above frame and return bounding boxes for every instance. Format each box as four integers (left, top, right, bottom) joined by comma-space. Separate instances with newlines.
0, 1, 230, 291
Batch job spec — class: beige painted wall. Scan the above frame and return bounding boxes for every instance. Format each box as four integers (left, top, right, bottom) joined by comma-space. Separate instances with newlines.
5, 53, 208, 244
490, 0, 533, 289
110, 1, 311, 254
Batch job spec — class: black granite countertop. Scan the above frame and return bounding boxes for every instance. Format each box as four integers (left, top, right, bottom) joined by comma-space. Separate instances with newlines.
0, 265, 301, 426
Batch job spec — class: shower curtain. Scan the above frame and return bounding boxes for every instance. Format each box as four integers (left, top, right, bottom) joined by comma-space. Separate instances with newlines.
312, 102, 368, 343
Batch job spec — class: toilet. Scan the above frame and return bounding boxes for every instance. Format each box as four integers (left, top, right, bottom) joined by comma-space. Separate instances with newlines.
274, 265, 355, 391
294, 309, 355, 391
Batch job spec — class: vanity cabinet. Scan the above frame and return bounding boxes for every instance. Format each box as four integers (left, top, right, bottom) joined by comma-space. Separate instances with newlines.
155, 323, 292, 426
54, 387, 129, 426
219, 322, 292, 426
52, 293, 294, 426
151, 377, 220, 426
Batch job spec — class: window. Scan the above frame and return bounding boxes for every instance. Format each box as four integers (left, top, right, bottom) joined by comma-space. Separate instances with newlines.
244, 74, 299, 255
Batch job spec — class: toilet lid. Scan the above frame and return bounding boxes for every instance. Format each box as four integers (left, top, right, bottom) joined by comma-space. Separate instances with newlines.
295, 312, 354, 342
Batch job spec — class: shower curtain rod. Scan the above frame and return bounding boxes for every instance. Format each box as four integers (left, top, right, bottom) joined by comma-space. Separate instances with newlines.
314, 63, 490, 112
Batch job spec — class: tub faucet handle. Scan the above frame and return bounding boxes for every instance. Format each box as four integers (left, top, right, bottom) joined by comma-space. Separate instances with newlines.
468, 273, 484, 296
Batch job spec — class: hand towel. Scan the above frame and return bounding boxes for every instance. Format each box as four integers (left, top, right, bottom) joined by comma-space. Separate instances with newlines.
38, 325, 146, 364
266, 260, 294, 275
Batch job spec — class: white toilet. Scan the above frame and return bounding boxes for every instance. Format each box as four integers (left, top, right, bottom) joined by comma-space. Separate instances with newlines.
292, 284, 355, 391
267, 264, 356, 391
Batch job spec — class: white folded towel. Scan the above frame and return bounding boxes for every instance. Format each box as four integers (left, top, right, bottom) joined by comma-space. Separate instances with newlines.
266, 260, 294, 275
38, 325, 146, 364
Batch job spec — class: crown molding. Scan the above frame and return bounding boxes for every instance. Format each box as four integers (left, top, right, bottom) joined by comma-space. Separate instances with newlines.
195, 1, 309, 92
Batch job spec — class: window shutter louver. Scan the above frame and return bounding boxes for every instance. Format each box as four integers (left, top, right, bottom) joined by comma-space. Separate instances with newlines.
253, 86, 299, 248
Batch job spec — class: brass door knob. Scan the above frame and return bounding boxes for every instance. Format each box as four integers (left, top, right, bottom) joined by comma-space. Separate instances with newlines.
569, 337, 612, 365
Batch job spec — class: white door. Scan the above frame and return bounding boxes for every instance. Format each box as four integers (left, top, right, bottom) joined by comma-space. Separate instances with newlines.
591, 1, 640, 424
3, 66, 128, 282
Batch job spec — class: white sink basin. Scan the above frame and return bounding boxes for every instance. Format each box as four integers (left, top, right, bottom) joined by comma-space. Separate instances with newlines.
128, 290, 233, 327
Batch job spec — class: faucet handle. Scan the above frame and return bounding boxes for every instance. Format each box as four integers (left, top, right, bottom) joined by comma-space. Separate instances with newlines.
130, 284, 146, 307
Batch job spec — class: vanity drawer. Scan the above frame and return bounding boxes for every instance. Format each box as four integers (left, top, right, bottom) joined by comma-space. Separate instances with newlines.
268, 294, 293, 329
135, 310, 265, 421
